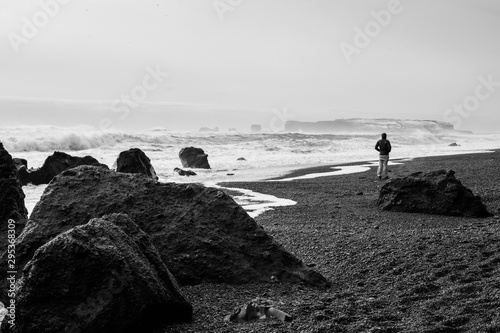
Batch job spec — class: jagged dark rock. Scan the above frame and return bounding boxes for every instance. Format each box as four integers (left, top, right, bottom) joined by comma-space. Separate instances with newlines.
12, 158, 27, 169
11, 158, 30, 187
179, 147, 211, 169
19, 151, 108, 185
9, 166, 330, 288
12, 214, 192, 333
173, 167, 197, 176
0, 142, 28, 226
0, 143, 28, 321
116, 148, 157, 180
0, 142, 28, 251
377, 169, 492, 217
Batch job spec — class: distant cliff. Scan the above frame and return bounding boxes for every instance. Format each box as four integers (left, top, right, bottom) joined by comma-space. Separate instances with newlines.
285, 119, 455, 134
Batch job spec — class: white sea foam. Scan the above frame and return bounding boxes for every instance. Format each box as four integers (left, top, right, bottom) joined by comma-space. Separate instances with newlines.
2, 126, 499, 217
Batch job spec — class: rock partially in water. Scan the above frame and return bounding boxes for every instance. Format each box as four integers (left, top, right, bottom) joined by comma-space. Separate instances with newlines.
20, 151, 108, 185
116, 148, 157, 180
12, 158, 27, 169
173, 167, 197, 176
12, 166, 330, 288
12, 214, 192, 333
377, 169, 492, 217
179, 147, 211, 169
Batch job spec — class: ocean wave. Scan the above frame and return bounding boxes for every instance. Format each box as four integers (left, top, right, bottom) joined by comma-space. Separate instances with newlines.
0, 126, 494, 154
0, 127, 161, 152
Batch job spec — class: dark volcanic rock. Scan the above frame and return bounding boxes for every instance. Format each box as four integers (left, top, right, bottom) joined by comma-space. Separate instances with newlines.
13, 214, 192, 333
174, 167, 197, 176
0, 143, 28, 316
12, 166, 329, 288
377, 169, 492, 217
116, 148, 157, 180
11, 158, 30, 186
0, 143, 28, 250
12, 158, 27, 169
22, 151, 108, 185
179, 147, 211, 169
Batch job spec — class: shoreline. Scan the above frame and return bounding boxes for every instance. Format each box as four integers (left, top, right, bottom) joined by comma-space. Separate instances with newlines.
22, 149, 499, 217
170, 148, 500, 333
234, 148, 499, 182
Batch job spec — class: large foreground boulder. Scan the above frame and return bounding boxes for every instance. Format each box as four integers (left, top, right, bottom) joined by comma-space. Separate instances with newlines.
377, 170, 492, 217
11, 214, 192, 333
179, 147, 211, 169
10, 166, 329, 288
116, 148, 157, 180
20, 151, 108, 185
0, 143, 28, 252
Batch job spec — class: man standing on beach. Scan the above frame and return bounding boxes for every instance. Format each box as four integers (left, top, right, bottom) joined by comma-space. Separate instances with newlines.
375, 133, 391, 180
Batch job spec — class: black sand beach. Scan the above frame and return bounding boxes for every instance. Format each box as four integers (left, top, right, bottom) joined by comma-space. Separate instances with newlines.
166, 150, 500, 333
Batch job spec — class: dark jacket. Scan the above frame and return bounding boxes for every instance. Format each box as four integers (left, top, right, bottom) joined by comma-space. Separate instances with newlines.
375, 139, 391, 155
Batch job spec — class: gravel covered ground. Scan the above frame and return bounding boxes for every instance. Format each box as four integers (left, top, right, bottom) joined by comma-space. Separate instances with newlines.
165, 150, 500, 333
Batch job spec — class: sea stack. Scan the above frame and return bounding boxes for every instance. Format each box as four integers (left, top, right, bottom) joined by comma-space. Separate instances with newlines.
178, 147, 211, 169
116, 148, 158, 180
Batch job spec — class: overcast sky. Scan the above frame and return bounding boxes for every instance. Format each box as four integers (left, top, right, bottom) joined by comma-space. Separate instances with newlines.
1, 0, 499, 132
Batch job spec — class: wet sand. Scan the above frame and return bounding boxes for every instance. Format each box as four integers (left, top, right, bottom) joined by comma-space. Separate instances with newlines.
166, 150, 500, 333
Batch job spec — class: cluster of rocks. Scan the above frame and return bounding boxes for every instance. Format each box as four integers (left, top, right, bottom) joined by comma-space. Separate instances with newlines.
0, 144, 329, 332
11, 146, 212, 188
15, 151, 108, 185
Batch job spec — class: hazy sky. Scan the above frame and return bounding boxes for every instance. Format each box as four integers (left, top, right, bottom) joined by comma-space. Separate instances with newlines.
1, 0, 499, 132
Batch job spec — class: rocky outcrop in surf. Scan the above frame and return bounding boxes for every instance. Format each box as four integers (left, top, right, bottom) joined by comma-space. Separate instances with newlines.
17, 151, 108, 185
174, 167, 197, 176
377, 170, 492, 217
11, 166, 329, 288
12, 214, 192, 333
116, 148, 157, 180
179, 147, 211, 169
